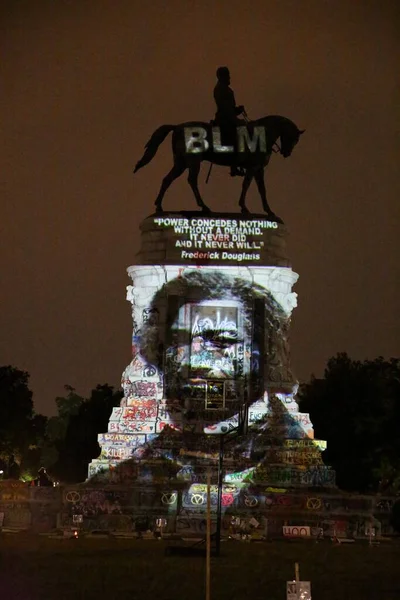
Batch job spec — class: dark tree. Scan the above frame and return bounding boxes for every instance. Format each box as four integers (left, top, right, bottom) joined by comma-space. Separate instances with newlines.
391, 500, 400, 533
19, 413, 48, 481
0, 366, 47, 479
44, 384, 122, 483
299, 353, 400, 493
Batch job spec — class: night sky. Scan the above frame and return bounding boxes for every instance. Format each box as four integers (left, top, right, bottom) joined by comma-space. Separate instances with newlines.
2, 1, 399, 416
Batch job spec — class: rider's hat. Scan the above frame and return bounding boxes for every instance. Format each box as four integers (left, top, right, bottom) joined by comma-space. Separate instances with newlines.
216, 66, 230, 79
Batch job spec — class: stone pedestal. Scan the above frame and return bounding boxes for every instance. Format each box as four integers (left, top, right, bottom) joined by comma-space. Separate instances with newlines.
89, 213, 334, 490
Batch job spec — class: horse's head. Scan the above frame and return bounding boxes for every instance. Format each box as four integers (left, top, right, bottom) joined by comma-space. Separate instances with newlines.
280, 123, 305, 158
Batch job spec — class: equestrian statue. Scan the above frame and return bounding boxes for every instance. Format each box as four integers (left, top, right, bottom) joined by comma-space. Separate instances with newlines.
134, 67, 304, 222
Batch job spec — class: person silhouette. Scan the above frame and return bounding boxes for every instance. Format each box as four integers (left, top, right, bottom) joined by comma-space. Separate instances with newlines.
213, 66, 246, 177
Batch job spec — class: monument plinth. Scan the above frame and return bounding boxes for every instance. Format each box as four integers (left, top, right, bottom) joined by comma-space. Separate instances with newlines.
89, 212, 334, 492
137, 212, 291, 267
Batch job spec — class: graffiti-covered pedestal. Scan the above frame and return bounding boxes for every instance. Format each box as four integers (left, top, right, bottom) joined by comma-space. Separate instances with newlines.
87, 212, 335, 535
90, 213, 333, 489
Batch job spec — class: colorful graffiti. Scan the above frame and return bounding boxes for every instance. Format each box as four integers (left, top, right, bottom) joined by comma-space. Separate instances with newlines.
89, 261, 330, 494
0, 478, 391, 538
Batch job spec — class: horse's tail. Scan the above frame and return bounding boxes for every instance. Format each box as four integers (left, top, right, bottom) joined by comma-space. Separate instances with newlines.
134, 125, 175, 173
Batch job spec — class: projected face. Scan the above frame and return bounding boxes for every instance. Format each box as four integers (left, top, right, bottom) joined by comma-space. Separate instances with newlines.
165, 297, 252, 423
138, 271, 281, 440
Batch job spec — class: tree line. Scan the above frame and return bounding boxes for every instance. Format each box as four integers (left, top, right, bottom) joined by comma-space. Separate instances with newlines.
0, 366, 122, 483
0, 353, 399, 492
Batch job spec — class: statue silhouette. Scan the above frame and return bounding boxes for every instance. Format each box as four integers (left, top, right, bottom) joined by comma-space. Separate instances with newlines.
134, 114, 304, 221
213, 67, 246, 177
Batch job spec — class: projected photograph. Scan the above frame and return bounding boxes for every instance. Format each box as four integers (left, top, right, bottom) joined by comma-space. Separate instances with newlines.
165, 297, 246, 411
189, 304, 239, 379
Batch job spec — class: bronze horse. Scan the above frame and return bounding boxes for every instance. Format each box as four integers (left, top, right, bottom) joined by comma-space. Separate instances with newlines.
134, 115, 304, 222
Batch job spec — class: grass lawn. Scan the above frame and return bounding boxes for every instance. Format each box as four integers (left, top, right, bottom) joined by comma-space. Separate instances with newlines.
1, 534, 399, 600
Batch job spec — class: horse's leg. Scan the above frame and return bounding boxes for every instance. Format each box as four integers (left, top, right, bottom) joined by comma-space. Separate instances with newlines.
253, 168, 271, 213
188, 162, 211, 213
238, 170, 254, 214
253, 168, 283, 223
155, 161, 186, 212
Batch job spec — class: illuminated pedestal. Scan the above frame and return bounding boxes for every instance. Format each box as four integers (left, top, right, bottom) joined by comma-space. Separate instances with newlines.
89, 213, 334, 490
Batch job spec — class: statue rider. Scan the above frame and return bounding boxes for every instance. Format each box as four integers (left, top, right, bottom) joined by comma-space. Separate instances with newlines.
214, 66, 246, 177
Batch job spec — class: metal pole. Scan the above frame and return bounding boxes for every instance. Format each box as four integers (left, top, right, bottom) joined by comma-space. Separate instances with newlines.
295, 562, 300, 600
215, 434, 224, 557
206, 471, 211, 600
